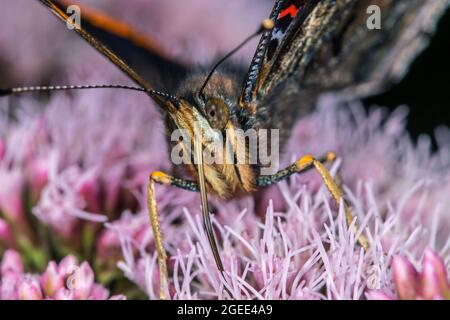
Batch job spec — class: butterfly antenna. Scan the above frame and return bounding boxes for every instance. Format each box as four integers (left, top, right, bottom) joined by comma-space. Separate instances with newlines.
198, 19, 274, 100
0, 84, 179, 105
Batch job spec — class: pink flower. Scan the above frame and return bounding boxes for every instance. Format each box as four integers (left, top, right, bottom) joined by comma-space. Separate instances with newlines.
58, 255, 78, 277
96, 228, 123, 264
112, 102, 450, 300
53, 288, 74, 300
391, 256, 419, 299
40, 262, 64, 297
0, 251, 24, 300
0, 251, 126, 300
421, 249, 450, 299
18, 277, 43, 300
368, 249, 450, 300
0, 0, 449, 301
0, 168, 25, 225
25, 156, 49, 200
0, 137, 4, 160
1, 250, 24, 275
69, 262, 95, 300
0, 219, 14, 248
33, 165, 108, 238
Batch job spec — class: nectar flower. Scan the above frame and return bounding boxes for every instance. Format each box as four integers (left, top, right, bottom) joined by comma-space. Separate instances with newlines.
368, 248, 450, 300
0, 168, 25, 226
0, 250, 126, 300
112, 102, 450, 300
0, 0, 449, 301
0, 219, 14, 248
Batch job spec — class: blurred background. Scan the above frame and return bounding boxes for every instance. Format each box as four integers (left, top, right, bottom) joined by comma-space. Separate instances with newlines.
0, 0, 448, 144
365, 8, 450, 146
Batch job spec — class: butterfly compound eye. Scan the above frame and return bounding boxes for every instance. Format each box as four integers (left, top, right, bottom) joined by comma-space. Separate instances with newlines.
205, 97, 230, 130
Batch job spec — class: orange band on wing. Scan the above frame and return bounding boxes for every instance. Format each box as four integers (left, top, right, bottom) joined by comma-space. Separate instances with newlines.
58, 0, 167, 58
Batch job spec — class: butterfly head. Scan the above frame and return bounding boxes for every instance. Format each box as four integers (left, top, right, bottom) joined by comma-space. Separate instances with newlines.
166, 71, 240, 133
162, 72, 255, 198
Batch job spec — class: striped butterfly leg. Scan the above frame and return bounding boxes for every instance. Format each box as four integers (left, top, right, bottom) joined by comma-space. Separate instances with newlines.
257, 152, 369, 251
147, 171, 199, 300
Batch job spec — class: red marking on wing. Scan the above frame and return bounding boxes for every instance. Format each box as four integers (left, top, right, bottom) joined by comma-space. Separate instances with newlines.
278, 4, 299, 19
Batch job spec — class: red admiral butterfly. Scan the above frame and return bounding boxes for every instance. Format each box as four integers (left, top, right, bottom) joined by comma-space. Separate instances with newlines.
1, 0, 447, 299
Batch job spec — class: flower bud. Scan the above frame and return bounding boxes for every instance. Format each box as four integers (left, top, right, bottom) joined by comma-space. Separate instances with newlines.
40, 261, 64, 297
0, 219, 14, 248
0, 169, 25, 225
54, 288, 74, 300
1, 249, 24, 275
58, 255, 78, 277
69, 262, 94, 300
420, 248, 450, 299
18, 278, 43, 300
392, 255, 419, 300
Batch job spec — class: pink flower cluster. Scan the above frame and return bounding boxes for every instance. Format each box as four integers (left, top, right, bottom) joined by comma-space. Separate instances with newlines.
0, 0, 449, 300
111, 102, 450, 300
0, 250, 125, 300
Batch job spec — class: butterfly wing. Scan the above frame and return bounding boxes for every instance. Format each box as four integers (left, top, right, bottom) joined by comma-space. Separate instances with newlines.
240, 0, 449, 116
240, 0, 321, 111
38, 0, 188, 93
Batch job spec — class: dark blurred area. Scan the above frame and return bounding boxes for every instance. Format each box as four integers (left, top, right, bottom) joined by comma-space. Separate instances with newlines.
365, 8, 450, 146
